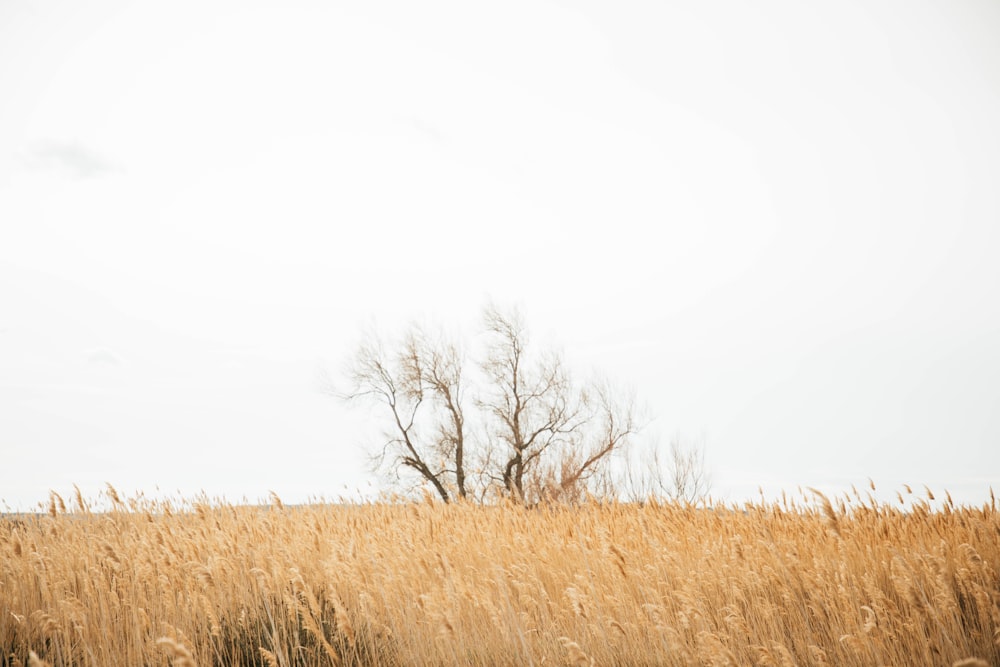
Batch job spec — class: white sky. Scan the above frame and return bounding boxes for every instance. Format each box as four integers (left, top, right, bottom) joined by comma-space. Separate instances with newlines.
2, 0, 998, 510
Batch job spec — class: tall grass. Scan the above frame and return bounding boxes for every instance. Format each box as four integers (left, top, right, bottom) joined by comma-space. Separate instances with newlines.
2, 486, 998, 665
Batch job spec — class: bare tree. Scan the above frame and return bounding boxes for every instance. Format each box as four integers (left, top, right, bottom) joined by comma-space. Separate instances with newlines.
620, 433, 712, 504
666, 433, 712, 504
342, 326, 467, 502
413, 330, 468, 499
479, 306, 588, 501
526, 380, 638, 503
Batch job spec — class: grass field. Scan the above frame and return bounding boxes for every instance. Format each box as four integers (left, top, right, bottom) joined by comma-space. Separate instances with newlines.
2, 486, 998, 666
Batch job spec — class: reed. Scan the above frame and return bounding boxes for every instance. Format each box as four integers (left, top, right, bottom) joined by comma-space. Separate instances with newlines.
1, 487, 997, 665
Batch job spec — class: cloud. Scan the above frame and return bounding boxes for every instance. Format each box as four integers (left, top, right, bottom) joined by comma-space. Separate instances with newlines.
407, 115, 448, 147
20, 140, 120, 179
85, 347, 124, 366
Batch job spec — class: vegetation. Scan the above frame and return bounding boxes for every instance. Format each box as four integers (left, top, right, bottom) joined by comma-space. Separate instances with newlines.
2, 484, 998, 666
340, 305, 641, 505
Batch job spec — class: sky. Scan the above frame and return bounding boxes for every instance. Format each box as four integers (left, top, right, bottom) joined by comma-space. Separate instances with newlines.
2, 0, 999, 510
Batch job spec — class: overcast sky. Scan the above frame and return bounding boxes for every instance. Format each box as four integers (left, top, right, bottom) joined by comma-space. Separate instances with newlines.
2, 0, 998, 510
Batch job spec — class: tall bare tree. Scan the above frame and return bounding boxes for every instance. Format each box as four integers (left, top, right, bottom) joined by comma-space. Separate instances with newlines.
479, 305, 588, 501
343, 326, 467, 502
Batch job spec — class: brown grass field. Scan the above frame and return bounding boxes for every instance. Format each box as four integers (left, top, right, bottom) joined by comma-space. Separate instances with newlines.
2, 486, 998, 666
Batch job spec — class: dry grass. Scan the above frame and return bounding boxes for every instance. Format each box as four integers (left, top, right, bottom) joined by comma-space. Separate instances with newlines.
2, 486, 998, 666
